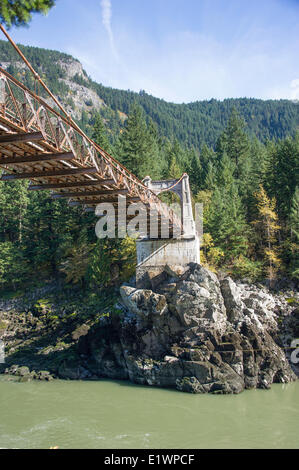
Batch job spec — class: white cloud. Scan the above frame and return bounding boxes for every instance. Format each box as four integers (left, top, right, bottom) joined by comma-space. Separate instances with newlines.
265, 78, 299, 102
290, 79, 299, 101
10, 0, 299, 103
100, 0, 119, 61
68, 4, 299, 103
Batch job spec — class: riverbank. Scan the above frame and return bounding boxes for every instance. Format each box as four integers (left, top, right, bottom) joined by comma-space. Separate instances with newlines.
0, 264, 298, 393
0, 280, 120, 380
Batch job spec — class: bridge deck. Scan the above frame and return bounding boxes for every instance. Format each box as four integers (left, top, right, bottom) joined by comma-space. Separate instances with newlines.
0, 67, 181, 237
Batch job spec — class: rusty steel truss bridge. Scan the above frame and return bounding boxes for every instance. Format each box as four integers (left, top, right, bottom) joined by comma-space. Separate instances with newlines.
0, 25, 186, 239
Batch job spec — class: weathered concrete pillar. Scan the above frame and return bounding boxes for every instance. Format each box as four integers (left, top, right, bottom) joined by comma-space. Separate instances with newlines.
136, 235, 200, 288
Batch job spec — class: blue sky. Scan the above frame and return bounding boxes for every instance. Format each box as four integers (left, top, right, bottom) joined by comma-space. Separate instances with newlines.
3, 0, 299, 103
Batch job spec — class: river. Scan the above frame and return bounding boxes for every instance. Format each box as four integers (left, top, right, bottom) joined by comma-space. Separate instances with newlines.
0, 376, 298, 449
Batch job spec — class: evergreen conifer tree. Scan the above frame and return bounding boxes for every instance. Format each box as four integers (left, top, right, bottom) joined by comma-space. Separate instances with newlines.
272, 132, 299, 221
117, 104, 160, 179
206, 184, 249, 261
92, 113, 112, 154
0, 0, 55, 27
288, 187, 299, 279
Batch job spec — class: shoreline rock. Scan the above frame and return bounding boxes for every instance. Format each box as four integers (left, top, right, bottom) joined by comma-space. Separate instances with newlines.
0, 264, 298, 393
85, 264, 298, 393
4, 365, 54, 382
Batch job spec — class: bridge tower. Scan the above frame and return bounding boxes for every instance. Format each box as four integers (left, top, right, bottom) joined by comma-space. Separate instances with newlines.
136, 173, 200, 288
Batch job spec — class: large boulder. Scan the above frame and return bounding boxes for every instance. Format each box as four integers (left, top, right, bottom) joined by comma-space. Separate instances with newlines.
120, 286, 168, 324
87, 264, 297, 394
220, 277, 244, 322
164, 264, 227, 333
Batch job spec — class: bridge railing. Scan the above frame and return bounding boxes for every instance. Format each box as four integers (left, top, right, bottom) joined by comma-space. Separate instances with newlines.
0, 66, 182, 234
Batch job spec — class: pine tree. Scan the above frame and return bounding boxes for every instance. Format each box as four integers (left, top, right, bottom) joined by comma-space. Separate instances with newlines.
92, 113, 112, 154
216, 108, 252, 201
0, 180, 29, 244
24, 191, 87, 276
206, 183, 249, 261
262, 140, 277, 194
200, 143, 217, 184
287, 187, 299, 279
217, 152, 236, 188
204, 161, 217, 191
117, 104, 160, 179
0, 241, 29, 290
162, 140, 181, 178
188, 148, 202, 193
245, 138, 269, 220
0, 0, 55, 28
168, 155, 181, 179
272, 132, 299, 221
217, 108, 250, 170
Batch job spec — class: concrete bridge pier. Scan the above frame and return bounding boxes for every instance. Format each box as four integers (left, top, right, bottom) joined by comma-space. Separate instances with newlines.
136, 174, 200, 288
136, 235, 200, 288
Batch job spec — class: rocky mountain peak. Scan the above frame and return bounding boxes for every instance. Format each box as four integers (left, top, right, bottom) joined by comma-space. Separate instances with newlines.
58, 58, 86, 80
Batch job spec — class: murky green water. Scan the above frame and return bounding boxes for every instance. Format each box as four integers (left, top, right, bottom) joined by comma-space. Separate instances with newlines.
0, 376, 298, 449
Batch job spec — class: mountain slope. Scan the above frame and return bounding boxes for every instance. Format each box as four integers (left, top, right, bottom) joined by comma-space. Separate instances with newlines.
0, 39, 298, 148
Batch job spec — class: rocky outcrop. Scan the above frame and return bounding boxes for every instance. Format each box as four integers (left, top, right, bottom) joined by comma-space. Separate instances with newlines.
0, 58, 105, 120
60, 78, 105, 119
85, 264, 298, 394
1, 264, 297, 393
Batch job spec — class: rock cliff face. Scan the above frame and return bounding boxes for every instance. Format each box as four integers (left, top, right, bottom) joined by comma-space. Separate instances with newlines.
83, 264, 298, 394
0, 58, 105, 120
57, 59, 105, 119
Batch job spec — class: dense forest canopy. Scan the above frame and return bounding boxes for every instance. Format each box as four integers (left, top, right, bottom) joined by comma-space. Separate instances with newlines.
0, 40, 298, 292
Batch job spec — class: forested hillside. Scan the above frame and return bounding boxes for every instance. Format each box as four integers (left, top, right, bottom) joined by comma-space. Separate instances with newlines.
0, 40, 298, 148
0, 40, 298, 292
